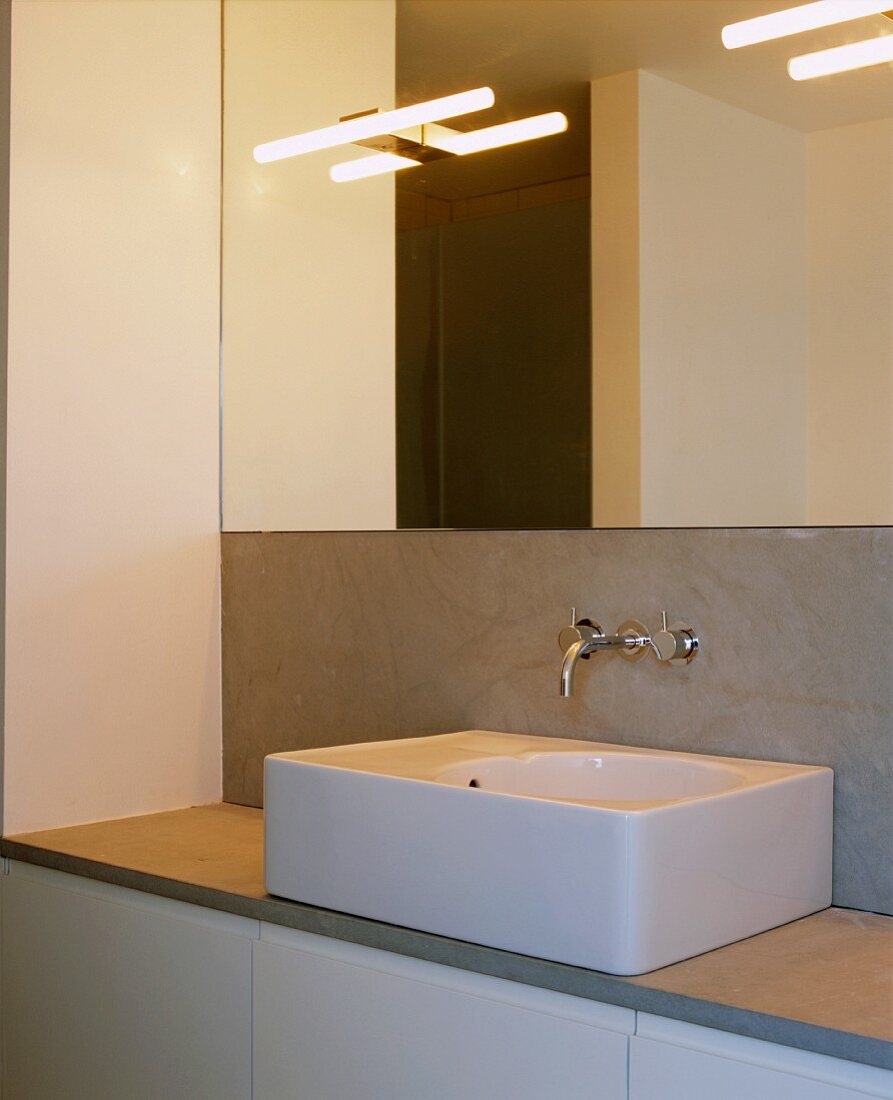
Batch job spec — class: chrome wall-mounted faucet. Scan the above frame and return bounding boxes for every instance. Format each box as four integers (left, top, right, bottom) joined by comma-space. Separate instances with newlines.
558, 608, 699, 696
558, 608, 650, 697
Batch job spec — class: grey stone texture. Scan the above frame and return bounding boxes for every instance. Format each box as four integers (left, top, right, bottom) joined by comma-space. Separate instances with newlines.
221, 527, 893, 915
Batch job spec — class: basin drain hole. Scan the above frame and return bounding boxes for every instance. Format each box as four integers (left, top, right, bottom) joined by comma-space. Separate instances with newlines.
468, 779, 480, 788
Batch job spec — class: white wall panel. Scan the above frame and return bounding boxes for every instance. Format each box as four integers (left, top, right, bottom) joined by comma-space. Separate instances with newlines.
4, 0, 222, 831
637, 72, 808, 527
806, 118, 893, 525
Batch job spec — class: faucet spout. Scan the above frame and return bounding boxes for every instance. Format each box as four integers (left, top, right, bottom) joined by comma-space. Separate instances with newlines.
560, 638, 590, 697
558, 626, 637, 697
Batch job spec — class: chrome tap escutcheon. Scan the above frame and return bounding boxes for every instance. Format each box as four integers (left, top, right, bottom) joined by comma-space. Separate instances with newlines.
558, 609, 650, 697
650, 610, 699, 666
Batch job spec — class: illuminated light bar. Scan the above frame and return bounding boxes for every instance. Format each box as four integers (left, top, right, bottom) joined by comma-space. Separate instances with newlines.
424, 112, 568, 156
788, 32, 893, 77
329, 152, 419, 183
254, 87, 495, 164
721, 0, 890, 49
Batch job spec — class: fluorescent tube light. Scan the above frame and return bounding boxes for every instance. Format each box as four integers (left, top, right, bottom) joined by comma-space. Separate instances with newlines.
254, 87, 495, 164
424, 112, 568, 156
329, 152, 419, 183
788, 32, 893, 77
722, 0, 890, 49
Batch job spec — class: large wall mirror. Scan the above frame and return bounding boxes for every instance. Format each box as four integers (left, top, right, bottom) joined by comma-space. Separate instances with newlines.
222, 0, 893, 531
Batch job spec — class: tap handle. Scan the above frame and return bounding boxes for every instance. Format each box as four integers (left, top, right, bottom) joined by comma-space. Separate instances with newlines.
558, 614, 604, 657
651, 610, 699, 666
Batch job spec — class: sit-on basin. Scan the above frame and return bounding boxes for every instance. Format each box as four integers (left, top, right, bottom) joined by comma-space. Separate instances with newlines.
435, 750, 744, 804
264, 731, 832, 975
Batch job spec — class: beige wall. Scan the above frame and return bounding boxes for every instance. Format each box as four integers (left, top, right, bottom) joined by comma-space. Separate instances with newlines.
0, 0, 10, 830
591, 72, 641, 528
591, 74, 893, 528
4, 0, 222, 832
806, 118, 893, 525
637, 72, 808, 527
591, 72, 809, 527
222, 0, 396, 531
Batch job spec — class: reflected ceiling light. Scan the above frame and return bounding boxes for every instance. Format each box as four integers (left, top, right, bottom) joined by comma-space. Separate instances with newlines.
254, 87, 495, 163
423, 112, 568, 155
788, 32, 893, 77
262, 88, 569, 183
328, 113, 569, 183
721, 0, 890, 48
329, 152, 419, 183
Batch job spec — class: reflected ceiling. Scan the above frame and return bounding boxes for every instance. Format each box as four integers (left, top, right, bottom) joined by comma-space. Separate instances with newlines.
396, 0, 893, 198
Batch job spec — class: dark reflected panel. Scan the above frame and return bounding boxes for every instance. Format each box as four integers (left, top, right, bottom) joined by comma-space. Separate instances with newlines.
396, 226, 442, 528
397, 198, 591, 529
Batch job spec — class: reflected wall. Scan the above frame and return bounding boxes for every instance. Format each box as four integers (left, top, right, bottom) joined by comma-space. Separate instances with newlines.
221, 1, 893, 530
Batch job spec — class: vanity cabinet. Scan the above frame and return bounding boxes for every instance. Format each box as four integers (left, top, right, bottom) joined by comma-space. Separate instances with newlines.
252, 922, 633, 1100
2, 862, 890, 1100
0, 863, 632, 1100
629, 1015, 893, 1100
0, 863, 255, 1100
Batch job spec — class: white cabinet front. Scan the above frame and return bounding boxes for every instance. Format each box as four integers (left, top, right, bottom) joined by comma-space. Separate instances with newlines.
630, 1015, 893, 1100
4, 862, 886, 1100
1, 863, 255, 1100
253, 923, 634, 1100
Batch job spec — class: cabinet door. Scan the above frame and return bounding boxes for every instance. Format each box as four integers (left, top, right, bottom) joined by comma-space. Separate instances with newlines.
630, 1015, 893, 1100
253, 923, 633, 1100
2, 862, 256, 1100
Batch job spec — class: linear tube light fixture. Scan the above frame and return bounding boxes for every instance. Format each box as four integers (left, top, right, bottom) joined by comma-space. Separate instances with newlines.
721, 0, 891, 48
254, 87, 495, 164
788, 32, 893, 76
328, 112, 570, 183
423, 112, 568, 155
329, 152, 420, 183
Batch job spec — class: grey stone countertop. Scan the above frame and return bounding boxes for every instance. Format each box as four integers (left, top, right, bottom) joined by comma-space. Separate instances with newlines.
3, 803, 891, 1071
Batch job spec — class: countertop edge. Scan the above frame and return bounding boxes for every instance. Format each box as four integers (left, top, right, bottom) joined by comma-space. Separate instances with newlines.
2, 836, 891, 1072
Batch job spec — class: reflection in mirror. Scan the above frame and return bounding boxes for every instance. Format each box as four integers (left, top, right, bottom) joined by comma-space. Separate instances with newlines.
222, 0, 893, 531
394, 93, 591, 529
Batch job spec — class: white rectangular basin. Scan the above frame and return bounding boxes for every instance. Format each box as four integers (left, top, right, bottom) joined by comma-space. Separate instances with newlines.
264, 731, 833, 975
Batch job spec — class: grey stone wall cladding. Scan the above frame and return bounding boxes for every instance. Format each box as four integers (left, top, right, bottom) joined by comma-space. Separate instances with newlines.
222, 527, 893, 916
